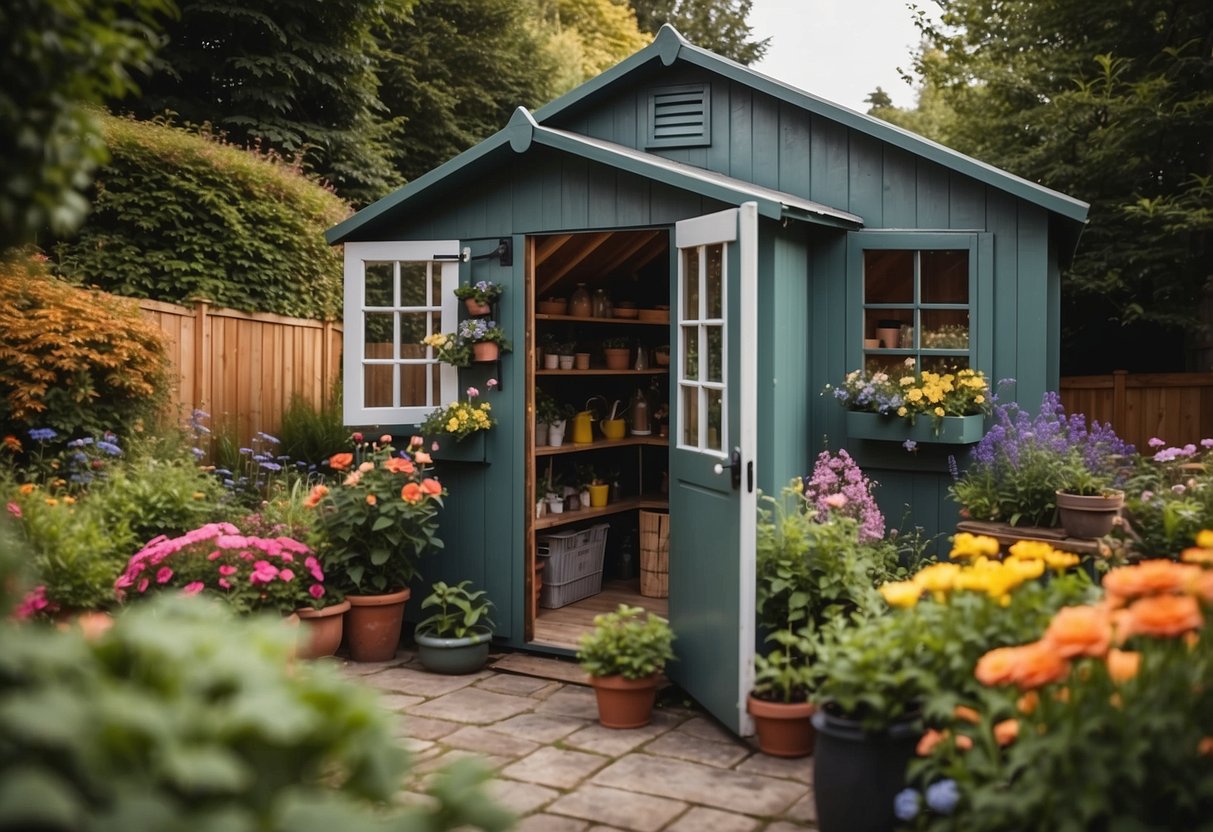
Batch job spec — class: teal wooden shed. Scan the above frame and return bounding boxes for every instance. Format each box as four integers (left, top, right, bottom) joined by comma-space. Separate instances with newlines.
326, 26, 1089, 734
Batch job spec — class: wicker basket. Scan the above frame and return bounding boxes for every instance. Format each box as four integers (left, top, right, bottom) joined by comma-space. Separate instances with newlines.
639, 510, 669, 598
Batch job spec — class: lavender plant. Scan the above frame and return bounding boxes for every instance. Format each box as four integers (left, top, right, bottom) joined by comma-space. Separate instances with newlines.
949, 393, 1134, 527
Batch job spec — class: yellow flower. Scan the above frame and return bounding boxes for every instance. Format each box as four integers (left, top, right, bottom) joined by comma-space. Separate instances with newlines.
879, 581, 922, 608
1003, 556, 1046, 581
1045, 550, 1081, 571
900, 376, 914, 386
44, 498, 58, 507
913, 562, 962, 593
950, 532, 1001, 560
906, 388, 924, 402
1008, 540, 1056, 561
934, 407, 945, 417
63, 496, 76, 505
897, 406, 908, 417
1197, 530, 1213, 549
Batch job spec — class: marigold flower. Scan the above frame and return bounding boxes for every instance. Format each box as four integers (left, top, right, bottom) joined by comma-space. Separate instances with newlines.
1043, 605, 1111, 658
949, 532, 1001, 561
879, 580, 922, 608
913, 562, 961, 593
1044, 550, 1081, 571
18, 483, 35, 495
994, 719, 1019, 746
1106, 648, 1141, 683
1126, 593, 1203, 638
1008, 540, 1055, 561
1104, 560, 1201, 601
977, 642, 1069, 691
329, 452, 354, 471
917, 728, 947, 756
975, 646, 1020, 687
44, 498, 58, 507
401, 482, 423, 503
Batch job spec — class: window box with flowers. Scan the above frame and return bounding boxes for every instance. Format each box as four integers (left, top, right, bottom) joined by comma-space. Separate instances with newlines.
824, 360, 993, 445
419, 383, 497, 463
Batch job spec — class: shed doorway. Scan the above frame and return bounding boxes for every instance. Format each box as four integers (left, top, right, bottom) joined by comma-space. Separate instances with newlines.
524, 228, 672, 650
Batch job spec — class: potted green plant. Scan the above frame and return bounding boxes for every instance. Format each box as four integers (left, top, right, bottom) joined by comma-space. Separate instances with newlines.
1054, 448, 1127, 538
458, 318, 511, 363
453, 280, 503, 315
748, 626, 817, 757
601, 337, 631, 370
556, 340, 577, 370
309, 434, 446, 662
414, 580, 496, 674
654, 344, 670, 367
420, 388, 496, 443
577, 603, 675, 728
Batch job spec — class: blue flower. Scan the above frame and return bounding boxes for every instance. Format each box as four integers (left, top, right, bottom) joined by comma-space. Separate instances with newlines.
903, 439, 917, 452
28, 428, 58, 442
96, 441, 122, 456
260, 461, 282, 472
893, 788, 921, 821
926, 779, 960, 815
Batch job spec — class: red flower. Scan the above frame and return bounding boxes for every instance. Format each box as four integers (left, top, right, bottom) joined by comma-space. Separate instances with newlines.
329, 452, 354, 471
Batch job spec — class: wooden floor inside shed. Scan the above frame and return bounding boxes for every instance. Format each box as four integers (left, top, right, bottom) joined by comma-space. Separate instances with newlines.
531, 579, 669, 651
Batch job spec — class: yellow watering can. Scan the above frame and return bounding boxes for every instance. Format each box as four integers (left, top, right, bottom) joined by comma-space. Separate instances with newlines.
572, 396, 609, 444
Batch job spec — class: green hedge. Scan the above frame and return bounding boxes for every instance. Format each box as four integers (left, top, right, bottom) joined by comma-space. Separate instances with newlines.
53, 114, 350, 320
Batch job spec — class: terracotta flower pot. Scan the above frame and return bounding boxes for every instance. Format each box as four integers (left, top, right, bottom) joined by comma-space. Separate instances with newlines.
589, 673, 660, 729
345, 589, 411, 662
296, 599, 351, 659
464, 298, 492, 316
747, 694, 817, 758
473, 341, 499, 362
603, 348, 630, 370
1056, 489, 1124, 538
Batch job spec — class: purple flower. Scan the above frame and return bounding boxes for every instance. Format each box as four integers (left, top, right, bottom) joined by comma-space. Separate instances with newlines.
903, 439, 917, 452
804, 449, 884, 542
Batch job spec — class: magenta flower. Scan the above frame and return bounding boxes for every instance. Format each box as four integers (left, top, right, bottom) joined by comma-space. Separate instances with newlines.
5, 501, 20, 519
308, 584, 325, 599
156, 567, 173, 584
182, 582, 204, 595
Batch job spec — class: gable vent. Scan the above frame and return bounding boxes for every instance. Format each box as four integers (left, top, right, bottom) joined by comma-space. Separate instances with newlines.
647, 84, 711, 149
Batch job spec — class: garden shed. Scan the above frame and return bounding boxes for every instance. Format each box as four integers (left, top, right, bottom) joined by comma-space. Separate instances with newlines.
326, 25, 1089, 734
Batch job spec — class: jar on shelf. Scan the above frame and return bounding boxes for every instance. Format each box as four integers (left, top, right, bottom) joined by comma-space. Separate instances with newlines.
570, 284, 592, 318
592, 287, 612, 318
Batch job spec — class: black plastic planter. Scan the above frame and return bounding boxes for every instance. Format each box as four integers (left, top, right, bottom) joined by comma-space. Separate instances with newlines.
812, 710, 922, 832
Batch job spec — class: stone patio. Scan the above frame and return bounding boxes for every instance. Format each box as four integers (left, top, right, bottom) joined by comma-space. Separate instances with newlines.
337, 649, 818, 831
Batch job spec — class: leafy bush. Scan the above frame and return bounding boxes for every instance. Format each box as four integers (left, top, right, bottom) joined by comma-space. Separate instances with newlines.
277, 389, 348, 468
0, 595, 513, 831
0, 256, 168, 441
417, 580, 495, 639
91, 457, 226, 545
52, 113, 350, 320
577, 604, 675, 680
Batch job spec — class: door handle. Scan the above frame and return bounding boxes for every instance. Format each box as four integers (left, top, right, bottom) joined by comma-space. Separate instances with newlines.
712, 447, 742, 490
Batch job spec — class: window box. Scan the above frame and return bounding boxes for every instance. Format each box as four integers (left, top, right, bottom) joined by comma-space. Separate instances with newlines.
429, 430, 488, 463
846, 411, 985, 445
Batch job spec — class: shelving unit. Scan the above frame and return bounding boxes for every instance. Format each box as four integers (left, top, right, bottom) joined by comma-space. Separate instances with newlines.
527, 228, 672, 647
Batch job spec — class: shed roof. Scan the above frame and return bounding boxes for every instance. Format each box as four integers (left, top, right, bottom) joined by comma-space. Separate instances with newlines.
535, 25, 1089, 227
326, 108, 861, 244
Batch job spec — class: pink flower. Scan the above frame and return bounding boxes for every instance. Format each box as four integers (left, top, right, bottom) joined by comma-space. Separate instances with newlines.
380, 434, 392, 444
5, 501, 21, 519
352, 432, 364, 442
487, 378, 498, 388
138, 577, 150, 593
249, 560, 279, 585
182, 581, 205, 595
431, 441, 440, 452
824, 493, 849, 509
12, 585, 54, 620
218, 564, 237, 576
218, 578, 231, 590
467, 386, 480, 398
305, 556, 324, 582
207, 549, 222, 560
279, 569, 295, 582
308, 584, 325, 599
156, 567, 173, 584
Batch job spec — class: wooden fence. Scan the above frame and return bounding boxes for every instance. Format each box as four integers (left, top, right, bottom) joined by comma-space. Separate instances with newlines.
138, 299, 343, 446
1059, 370, 1213, 450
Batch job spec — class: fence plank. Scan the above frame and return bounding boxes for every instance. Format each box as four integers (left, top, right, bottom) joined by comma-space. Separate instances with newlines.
1060, 372, 1213, 450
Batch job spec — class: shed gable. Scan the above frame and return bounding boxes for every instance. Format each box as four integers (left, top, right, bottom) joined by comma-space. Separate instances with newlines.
647, 83, 710, 149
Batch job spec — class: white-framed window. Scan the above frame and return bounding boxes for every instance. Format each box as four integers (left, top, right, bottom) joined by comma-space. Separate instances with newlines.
343, 241, 459, 427
677, 236, 728, 457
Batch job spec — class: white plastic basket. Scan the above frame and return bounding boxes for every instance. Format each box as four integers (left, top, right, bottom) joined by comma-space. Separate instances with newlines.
537, 523, 609, 608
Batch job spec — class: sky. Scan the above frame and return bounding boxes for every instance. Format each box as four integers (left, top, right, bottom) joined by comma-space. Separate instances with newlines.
747, 0, 934, 113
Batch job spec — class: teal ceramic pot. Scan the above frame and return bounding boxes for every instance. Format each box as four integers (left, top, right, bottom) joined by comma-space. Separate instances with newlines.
414, 628, 493, 674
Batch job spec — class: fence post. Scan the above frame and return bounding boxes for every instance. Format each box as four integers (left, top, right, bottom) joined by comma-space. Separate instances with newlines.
1112, 369, 1128, 429
193, 299, 210, 416
322, 319, 334, 410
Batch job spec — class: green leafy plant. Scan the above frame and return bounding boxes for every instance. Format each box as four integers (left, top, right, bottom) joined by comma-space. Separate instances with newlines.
453, 280, 504, 305
0, 593, 513, 831
752, 626, 816, 704
535, 388, 564, 425
601, 336, 631, 350
577, 603, 675, 680
277, 387, 348, 468
309, 435, 446, 594
416, 580, 495, 639
1110, 438, 1213, 561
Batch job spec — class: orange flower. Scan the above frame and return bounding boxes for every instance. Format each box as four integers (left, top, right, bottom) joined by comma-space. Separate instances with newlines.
953, 705, 980, 724
1188, 571, 1213, 604
414, 451, 432, 464
18, 483, 35, 495
1104, 560, 1200, 601
329, 452, 354, 471
975, 646, 1021, 687
917, 728, 947, 756
1043, 605, 1111, 658
1106, 648, 1141, 683
978, 642, 1070, 691
401, 482, 422, 503
1127, 593, 1204, 638
1181, 546, 1213, 566
366, 494, 377, 506
1017, 690, 1039, 715
994, 719, 1019, 746
2, 435, 21, 452
383, 457, 414, 474
955, 734, 973, 751
304, 484, 329, 507
1199, 737, 1213, 757
421, 477, 442, 495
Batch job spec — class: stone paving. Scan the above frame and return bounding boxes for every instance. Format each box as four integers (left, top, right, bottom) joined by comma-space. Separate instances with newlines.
337, 649, 818, 831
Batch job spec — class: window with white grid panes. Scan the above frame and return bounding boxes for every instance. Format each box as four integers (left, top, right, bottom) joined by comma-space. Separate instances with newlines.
344, 241, 458, 426
678, 241, 726, 455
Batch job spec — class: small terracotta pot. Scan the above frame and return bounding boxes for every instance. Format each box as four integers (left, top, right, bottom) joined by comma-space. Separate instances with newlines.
603, 348, 630, 370
296, 599, 351, 659
464, 298, 491, 316
747, 694, 817, 758
590, 673, 660, 729
473, 341, 500, 362
345, 589, 410, 662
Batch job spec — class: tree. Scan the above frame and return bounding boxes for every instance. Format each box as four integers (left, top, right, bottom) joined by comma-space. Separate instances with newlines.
630, 0, 768, 65
902, 0, 1213, 372
0, 0, 170, 252
125, 0, 410, 205
532, 0, 650, 95
864, 87, 894, 111
378, 0, 559, 183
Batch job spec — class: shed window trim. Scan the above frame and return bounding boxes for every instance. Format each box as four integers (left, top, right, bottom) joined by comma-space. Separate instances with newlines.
846, 231, 993, 377
343, 241, 459, 427
647, 83, 711, 149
